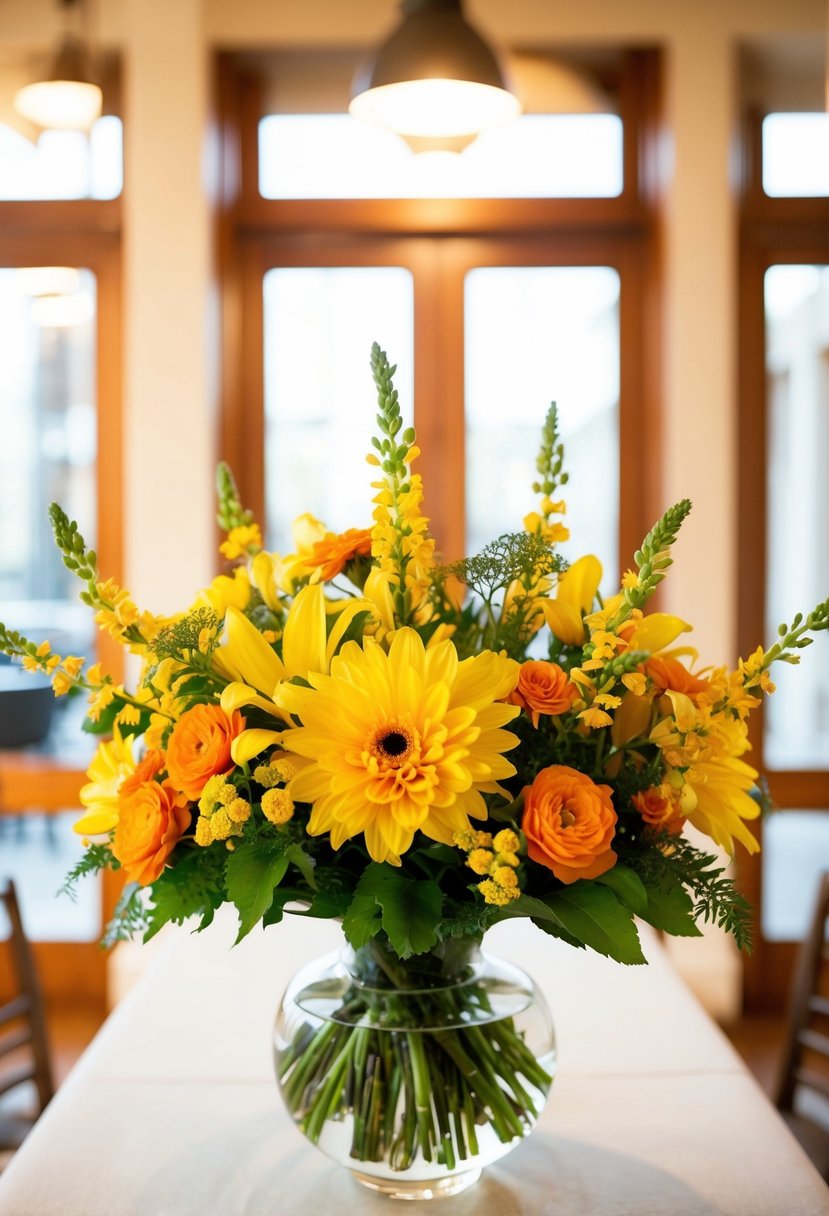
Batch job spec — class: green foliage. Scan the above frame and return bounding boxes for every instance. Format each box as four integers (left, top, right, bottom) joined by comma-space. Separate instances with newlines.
529, 884, 647, 965
153, 608, 222, 665
226, 838, 292, 942
344, 863, 443, 959
101, 883, 147, 949
370, 342, 413, 480
144, 847, 226, 942
216, 462, 255, 534
596, 864, 648, 917
58, 843, 118, 902
629, 836, 753, 951
444, 532, 565, 602
531, 403, 569, 500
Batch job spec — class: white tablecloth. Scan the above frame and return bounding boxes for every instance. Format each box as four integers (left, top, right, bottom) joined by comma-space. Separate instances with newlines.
1, 912, 827, 1215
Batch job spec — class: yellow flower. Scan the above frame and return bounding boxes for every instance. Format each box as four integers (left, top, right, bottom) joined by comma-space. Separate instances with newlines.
542, 555, 603, 646
261, 788, 294, 825
219, 523, 262, 560
195, 566, 251, 617
215, 584, 373, 764
74, 728, 138, 836
578, 706, 613, 729
650, 693, 761, 855
281, 628, 520, 866
51, 671, 73, 696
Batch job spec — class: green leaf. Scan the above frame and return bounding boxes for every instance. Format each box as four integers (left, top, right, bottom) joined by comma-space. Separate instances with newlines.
285, 843, 317, 891
642, 876, 702, 937
225, 839, 289, 942
545, 883, 647, 965
596, 864, 648, 917
343, 863, 442, 959
144, 848, 224, 942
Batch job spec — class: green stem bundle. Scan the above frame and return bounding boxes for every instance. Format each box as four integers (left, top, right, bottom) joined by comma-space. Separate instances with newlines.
277, 948, 553, 1173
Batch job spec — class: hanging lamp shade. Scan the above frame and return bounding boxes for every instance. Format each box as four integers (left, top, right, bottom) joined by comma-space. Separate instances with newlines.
14, 36, 102, 131
349, 0, 520, 140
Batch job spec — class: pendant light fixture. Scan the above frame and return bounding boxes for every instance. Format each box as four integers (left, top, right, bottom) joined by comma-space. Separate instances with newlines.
350, 0, 520, 146
14, 0, 101, 132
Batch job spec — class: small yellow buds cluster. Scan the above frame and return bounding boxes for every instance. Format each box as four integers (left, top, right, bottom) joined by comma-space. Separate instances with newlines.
454, 827, 522, 906
219, 524, 262, 561
261, 788, 294, 826
22, 642, 88, 698
254, 752, 300, 788
195, 777, 250, 846
197, 624, 218, 656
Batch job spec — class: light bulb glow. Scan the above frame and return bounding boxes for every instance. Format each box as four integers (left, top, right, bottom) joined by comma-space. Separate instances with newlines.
14, 80, 102, 131
350, 78, 520, 138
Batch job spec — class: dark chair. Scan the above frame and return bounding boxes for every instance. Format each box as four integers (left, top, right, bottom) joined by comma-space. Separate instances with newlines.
774, 870, 829, 1181
0, 879, 55, 1157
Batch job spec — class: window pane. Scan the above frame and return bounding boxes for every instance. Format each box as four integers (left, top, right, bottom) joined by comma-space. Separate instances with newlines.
762, 114, 829, 197
0, 117, 123, 200
0, 812, 100, 942
263, 268, 414, 554
259, 114, 622, 200
764, 265, 829, 770
762, 811, 829, 941
465, 267, 620, 590
0, 267, 97, 750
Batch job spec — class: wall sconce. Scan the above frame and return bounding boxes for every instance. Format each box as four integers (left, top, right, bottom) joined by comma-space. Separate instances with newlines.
14, 0, 101, 131
350, 0, 520, 149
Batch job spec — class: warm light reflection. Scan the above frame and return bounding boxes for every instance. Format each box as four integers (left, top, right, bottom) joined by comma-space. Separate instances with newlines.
349, 78, 520, 137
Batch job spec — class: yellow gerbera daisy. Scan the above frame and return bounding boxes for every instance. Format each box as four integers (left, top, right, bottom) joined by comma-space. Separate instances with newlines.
280, 628, 521, 865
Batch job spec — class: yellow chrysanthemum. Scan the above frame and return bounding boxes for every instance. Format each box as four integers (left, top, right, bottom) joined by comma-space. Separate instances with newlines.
281, 628, 521, 865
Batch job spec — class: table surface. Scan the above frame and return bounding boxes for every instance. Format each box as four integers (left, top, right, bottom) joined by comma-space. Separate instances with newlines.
1, 911, 827, 1216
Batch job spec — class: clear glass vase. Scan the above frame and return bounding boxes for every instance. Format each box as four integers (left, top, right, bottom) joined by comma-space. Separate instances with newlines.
273, 935, 556, 1201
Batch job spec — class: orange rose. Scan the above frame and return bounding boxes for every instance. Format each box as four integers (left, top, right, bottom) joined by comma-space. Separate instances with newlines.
632, 785, 685, 835
645, 657, 710, 701
112, 780, 190, 886
165, 704, 244, 800
304, 528, 373, 581
522, 764, 617, 884
510, 660, 578, 728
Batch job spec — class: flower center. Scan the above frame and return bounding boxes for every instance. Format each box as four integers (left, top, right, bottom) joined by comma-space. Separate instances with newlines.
559, 805, 576, 829
368, 722, 415, 770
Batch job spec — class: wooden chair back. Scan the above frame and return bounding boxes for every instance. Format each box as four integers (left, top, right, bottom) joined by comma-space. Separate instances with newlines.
0, 879, 55, 1151
774, 870, 829, 1180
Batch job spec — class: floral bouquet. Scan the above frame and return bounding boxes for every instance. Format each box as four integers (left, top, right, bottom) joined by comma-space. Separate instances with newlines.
2, 344, 826, 1186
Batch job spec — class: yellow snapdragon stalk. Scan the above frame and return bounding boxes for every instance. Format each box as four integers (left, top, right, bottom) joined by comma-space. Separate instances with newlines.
366, 343, 435, 626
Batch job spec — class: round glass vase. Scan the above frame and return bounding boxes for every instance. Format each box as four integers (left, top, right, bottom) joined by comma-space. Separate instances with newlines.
273, 935, 556, 1201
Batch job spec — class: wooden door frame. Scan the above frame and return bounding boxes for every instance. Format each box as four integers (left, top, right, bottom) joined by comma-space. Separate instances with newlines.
0, 226, 123, 1003
737, 111, 829, 1013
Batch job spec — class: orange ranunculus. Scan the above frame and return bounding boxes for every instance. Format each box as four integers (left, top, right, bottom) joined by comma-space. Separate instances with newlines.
119, 749, 166, 800
165, 704, 244, 800
645, 656, 710, 701
510, 660, 578, 728
631, 785, 686, 835
304, 528, 372, 582
112, 780, 190, 886
522, 764, 617, 885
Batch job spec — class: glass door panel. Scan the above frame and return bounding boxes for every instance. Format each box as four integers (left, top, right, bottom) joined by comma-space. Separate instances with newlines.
0, 265, 100, 944
263, 267, 414, 553
764, 265, 829, 772
465, 266, 620, 589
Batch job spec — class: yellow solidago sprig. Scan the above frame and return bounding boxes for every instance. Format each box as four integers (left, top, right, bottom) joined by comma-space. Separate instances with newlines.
216, 461, 262, 561
455, 827, 522, 906
194, 774, 251, 847
367, 342, 435, 626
